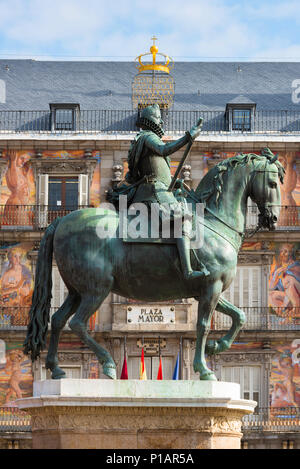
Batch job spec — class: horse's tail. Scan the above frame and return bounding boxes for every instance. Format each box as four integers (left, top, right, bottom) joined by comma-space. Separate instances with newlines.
24, 217, 61, 361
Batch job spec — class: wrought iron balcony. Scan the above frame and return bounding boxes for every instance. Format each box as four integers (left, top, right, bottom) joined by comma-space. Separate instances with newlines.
0, 205, 90, 230
0, 205, 299, 231
246, 205, 300, 231
212, 307, 300, 331
0, 407, 31, 432
0, 307, 96, 331
242, 407, 300, 432
1, 109, 300, 134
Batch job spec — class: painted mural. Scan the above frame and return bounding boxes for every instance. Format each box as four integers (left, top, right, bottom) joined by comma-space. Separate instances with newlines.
270, 340, 300, 409
0, 150, 102, 228
0, 150, 35, 226
0, 342, 33, 406
268, 242, 300, 325
0, 243, 34, 327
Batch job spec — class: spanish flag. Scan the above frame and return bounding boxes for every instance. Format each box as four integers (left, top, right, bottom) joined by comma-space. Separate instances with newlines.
139, 347, 147, 380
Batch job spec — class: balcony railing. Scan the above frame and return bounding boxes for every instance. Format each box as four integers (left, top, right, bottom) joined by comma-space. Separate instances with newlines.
242, 407, 300, 432
0, 205, 299, 231
0, 307, 96, 330
0, 205, 90, 229
246, 205, 300, 231
0, 407, 31, 432
1, 109, 300, 134
213, 307, 300, 331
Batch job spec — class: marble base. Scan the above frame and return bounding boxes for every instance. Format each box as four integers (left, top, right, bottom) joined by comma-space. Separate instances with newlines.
17, 380, 256, 449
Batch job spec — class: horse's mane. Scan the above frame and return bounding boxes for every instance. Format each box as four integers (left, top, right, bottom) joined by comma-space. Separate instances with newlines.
195, 152, 285, 204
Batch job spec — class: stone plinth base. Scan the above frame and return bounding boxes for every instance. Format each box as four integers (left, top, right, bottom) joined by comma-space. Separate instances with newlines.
17, 380, 256, 449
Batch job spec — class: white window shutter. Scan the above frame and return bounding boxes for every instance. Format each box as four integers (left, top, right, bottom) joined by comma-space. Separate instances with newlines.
221, 365, 261, 405
38, 174, 48, 227
78, 174, 89, 207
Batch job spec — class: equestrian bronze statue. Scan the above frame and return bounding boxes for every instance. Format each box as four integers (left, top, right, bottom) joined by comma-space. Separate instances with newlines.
24, 105, 284, 381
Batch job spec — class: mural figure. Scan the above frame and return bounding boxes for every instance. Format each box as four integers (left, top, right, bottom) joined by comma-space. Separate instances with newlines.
270, 342, 300, 409
0, 246, 33, 326
2, 151, 33, 226
269, 243, 300, 322
277, 153, 298, 226
4, 350, 24, 404
0, 247, 33, 308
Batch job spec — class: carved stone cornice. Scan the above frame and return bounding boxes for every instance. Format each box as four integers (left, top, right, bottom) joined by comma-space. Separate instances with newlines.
29, 405, 244, 435
214, 351, 275, 364
30, 157, 98, 180
238, 252, 274, 265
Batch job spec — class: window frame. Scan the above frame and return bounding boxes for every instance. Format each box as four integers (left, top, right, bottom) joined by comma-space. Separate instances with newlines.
225, 103, 256, 132
49, 103, 80, 131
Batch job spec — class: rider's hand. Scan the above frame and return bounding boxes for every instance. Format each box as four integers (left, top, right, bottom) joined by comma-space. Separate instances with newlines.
188, 118, 203, 140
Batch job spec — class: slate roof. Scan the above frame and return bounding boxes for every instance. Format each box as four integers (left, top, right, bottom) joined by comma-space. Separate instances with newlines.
0, 60, 300, 111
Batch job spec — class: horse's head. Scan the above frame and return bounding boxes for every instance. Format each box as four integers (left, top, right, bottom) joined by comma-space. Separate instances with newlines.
248, 148, 285, 231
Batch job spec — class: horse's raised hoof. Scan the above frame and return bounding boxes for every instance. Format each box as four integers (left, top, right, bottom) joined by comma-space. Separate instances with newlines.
51, 366, 66, 380
103, 364, 117, 380
200, 370, 217, 381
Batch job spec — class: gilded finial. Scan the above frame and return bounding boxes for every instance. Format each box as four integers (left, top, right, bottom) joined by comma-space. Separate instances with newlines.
135, 37, 173, 74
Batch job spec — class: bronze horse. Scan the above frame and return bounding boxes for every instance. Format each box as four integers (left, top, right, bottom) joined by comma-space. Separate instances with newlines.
24, 151, 284, 380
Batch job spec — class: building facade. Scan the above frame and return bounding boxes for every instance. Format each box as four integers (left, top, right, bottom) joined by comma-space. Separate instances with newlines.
0, 56, 300, 449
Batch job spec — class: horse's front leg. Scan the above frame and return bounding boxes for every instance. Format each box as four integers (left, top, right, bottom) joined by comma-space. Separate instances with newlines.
193, 282, 222, 380
205, 296, 246, 355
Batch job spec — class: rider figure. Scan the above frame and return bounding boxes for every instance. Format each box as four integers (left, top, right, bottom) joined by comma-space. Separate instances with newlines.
120, 104, 209, 280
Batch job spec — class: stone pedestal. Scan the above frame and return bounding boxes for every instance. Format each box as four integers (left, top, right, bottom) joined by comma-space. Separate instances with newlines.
17, 380, 256, 449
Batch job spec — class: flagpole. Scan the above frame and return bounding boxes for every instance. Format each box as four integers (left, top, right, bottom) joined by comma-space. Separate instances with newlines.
179, 336, 183, 380
158, 335, 161, 359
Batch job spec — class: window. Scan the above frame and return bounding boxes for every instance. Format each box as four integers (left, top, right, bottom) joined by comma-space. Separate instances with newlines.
215, 266, 262, 329
54, 109, 74, 130
221, 365, 261, 406
49, 176, 78, 213
225, 97, 256, 132
37, 173, 89, 228
232, 109, 251, 131
49, 103, 80, 131
222, 266, 262, 308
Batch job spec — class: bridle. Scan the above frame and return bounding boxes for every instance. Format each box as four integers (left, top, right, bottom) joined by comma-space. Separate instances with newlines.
190, 158, 281, 248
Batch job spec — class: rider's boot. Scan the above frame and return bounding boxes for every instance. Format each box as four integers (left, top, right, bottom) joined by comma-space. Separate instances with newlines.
177, 235, 209, 280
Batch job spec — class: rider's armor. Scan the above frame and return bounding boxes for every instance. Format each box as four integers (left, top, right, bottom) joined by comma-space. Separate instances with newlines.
111, 104, 209, 280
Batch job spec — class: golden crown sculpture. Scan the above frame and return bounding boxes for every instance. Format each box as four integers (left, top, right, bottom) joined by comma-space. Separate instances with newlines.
132, 37, 175, 110
135, 36, 174, 74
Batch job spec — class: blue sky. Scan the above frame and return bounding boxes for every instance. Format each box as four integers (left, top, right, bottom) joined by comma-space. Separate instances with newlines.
0, 0, 300, 61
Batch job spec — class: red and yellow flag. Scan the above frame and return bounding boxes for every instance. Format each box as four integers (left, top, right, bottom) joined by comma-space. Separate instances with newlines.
139, 347, 147, 380
157, 357, 163, 380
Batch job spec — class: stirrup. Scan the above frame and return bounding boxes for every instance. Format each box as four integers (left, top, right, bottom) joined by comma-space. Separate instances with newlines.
184, 270, 206, 280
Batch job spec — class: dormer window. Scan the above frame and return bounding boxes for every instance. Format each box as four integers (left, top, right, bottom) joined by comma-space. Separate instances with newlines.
49, 103, 80, 131
225, 96, 256, 132
232, 108, 251, 131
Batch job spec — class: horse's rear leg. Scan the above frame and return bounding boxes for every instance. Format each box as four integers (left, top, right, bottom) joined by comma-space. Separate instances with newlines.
46, 292, 80, 379
205, 297, 246, 355
69, 292, 116, 379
